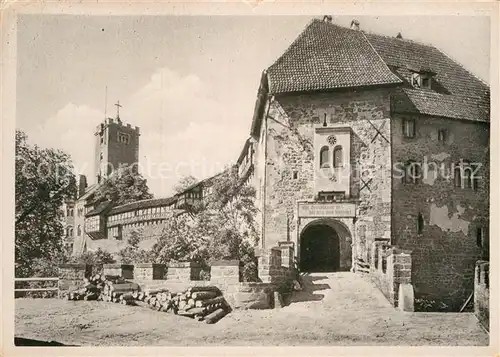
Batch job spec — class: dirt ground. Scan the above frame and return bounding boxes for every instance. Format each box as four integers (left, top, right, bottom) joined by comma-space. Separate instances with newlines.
14, 273, 489, 346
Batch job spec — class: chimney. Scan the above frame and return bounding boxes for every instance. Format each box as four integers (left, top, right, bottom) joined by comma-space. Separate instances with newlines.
350, 19, 360, 30
323, 15, 333, 23
78, 174, 87, 198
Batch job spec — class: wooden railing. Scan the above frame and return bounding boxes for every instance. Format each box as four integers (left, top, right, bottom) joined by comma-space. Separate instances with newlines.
15, 277, 59, 296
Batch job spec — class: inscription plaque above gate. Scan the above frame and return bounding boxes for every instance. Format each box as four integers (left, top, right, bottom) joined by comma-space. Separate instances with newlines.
298, 202, 356, 218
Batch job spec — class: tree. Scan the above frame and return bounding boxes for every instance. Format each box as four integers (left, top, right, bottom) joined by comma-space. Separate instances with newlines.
149, 167, 260, 281
92, 165, 153, 206
70, 248, 116, 276
117, 229, 153, 264
15, 130, 77, 277
173, 175, 198, 194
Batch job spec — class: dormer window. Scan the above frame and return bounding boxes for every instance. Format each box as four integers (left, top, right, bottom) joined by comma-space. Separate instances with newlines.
410, 69, 435, 89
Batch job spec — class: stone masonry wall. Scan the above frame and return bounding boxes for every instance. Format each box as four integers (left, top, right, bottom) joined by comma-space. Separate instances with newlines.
134, 263, 166, 280
263, 89, 393, 263
391, 114, 489, 309
58, 264, 91, 297
103, 264, 134, 279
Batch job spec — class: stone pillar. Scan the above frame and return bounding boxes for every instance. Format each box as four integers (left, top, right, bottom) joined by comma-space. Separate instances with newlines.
474, 260, 489, 331
257, 247, 281, 283
134, 263, 166, 280
277, 241, 294, 268
166, 262, 201, 281
210, 260, 240, 292
390, 248, 413, 308
58, 264, 91, 298
103, 264, 134, 279
398, 283, 414, 312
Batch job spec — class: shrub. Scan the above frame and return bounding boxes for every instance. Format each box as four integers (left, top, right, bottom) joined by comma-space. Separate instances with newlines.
70, 248, 116, 276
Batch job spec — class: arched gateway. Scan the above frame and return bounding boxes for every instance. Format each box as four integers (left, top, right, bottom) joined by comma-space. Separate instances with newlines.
299, 219, 352, 273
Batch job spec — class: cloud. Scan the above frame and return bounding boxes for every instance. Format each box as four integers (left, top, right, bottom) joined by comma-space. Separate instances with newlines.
22, 67, 249, 197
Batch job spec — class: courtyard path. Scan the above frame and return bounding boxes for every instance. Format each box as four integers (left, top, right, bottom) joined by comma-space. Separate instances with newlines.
14, 272, 488, 346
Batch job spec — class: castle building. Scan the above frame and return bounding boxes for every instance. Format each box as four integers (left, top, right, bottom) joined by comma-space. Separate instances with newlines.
235, 17, 490, 309
63, 17, 489, 309
94, 104, 140, 183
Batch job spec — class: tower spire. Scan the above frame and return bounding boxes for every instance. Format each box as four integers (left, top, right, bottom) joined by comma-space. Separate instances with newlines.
114, 100, 122, 122
104, 86, 108, 119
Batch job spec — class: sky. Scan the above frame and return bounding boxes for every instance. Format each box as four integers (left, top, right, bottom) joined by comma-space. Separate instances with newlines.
16, 15, 490, 197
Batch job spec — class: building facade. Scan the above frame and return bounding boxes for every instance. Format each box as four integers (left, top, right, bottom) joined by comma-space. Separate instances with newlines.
235, 17, 490, 309
64, 17, 489, 309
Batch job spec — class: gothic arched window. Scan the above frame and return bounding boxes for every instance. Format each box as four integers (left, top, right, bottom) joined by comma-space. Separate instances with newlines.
403, 160, 421, 184
333, 145, 343, 168
417, 213, 424, 234
320, 146, 330, 168
454, 163, 462, 188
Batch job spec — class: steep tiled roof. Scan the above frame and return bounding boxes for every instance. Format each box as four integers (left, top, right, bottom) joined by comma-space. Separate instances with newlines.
365, 32, 490, 122
364, 33, 489, 99
263, 18, 489, 123
392, 88, 489, 122
267, 19, 402, 93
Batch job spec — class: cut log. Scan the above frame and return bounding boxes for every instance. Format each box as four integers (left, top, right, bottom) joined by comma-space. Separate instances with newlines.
120, 293, 135, 301
109, 283, 140, 293
144, 288, 169, 295
187, 286, 221, 294
195, 296, 226, 308
187, 299, 196, 308
84, 292, 98, 301
204, 308, 227, 324
191, 291, 218, 300
177, 310, 197, 318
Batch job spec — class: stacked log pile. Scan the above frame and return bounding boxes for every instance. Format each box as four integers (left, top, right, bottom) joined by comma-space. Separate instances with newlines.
134, 286, 231, 323
66, 275, 230, 324
67, 274, 139, 303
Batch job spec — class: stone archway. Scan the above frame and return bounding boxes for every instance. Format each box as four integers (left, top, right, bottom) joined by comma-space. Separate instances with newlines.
300, 224, 340, 272
298, 219, 353, 272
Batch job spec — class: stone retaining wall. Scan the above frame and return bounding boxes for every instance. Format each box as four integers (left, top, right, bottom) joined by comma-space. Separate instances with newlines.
134, 263, 165, 280
58, 263, 91, 298
59, 245, 295, 310
103, 264, 134, 279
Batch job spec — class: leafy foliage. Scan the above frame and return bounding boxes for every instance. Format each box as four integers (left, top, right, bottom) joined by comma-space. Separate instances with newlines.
117, 230, 154, 264
15, 130, 77, 277
148, 167, 260, 281
113, 168, 260, 281
70, 248, 116, 276
92, 165, 153, 206
173, 175, 198, 194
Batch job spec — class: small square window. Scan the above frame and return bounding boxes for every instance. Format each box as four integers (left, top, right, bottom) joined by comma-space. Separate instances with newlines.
476, 227, 483, 247
438, 129, 448, 143
403, 119, 415, 138
421, 76, 431, 89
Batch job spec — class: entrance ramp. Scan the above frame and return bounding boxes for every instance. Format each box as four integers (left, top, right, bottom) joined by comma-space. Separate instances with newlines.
287, 272, 394, 312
